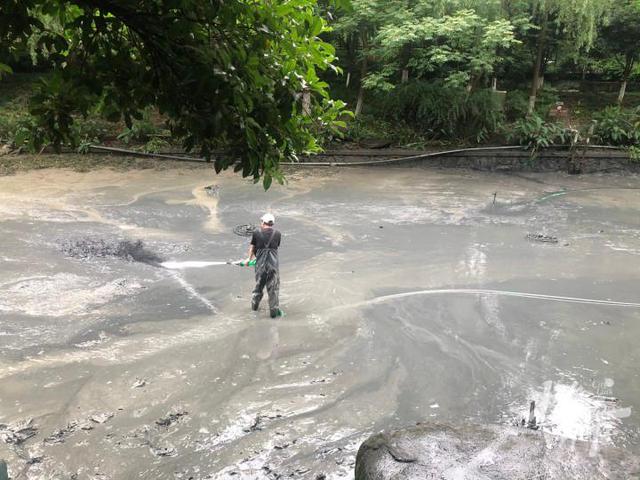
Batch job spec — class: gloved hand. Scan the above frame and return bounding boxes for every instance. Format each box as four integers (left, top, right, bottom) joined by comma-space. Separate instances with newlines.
237, 258, 256, 267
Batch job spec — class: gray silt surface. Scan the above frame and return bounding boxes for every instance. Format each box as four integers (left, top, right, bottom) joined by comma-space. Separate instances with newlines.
1, 167, 640, 479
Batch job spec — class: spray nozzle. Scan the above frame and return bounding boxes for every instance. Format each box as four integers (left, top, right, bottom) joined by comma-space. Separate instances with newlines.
236, 259, 256, 267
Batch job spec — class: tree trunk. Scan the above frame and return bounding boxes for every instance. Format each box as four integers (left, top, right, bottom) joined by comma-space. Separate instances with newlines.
346, 71, 351, 88
528, 14, 548, 115
401, 68, 409, 83
302, 88, 311, 116
491, 77, 497, 91
618, 80, 628, 105
618, 55, 635, 105
355, 37, 368, 117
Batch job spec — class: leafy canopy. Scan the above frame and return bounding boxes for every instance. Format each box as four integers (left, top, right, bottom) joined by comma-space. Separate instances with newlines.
0, 0, 348, 188
333, 0, 520, 92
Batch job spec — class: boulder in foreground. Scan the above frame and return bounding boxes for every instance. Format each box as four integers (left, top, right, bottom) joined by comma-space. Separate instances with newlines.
355, 422, 640, 480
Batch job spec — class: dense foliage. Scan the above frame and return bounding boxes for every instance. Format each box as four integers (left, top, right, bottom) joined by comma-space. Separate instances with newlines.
1, 0, 640, 181
325, 0, 640, 148
1, 0, 348, 187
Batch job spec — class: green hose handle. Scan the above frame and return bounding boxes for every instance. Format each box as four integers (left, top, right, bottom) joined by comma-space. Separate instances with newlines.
237, 259, 256, 267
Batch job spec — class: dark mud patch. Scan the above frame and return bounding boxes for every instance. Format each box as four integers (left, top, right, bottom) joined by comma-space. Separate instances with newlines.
60, 238, 164, 265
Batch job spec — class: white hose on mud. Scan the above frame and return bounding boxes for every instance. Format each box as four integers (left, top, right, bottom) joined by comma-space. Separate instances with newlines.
342, 289, 640, 310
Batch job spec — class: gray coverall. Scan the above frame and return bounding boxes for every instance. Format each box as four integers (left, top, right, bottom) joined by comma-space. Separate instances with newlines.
250, 228, 281, 317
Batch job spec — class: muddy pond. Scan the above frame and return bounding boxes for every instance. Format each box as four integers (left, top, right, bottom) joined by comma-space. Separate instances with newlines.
1, 166, 639, 479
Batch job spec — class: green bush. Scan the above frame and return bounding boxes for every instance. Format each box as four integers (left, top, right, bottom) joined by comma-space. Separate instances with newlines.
0, 116, 19, 143
380, 81, 505, 143
9, 116, 50, 152
505, 115, 569, 153
142, 137, 171, 153
116, 109, 167, 144
504, 88, 560, 121
504, 90, 530, 120
591, 107, 640, 146
71, 117, 113, 141
344, 114, 427, 147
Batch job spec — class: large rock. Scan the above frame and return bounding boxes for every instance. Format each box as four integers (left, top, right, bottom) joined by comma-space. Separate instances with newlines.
355, 423, 640, 480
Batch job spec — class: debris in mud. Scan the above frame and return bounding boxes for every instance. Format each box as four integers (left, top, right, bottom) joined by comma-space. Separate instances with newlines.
156, 410, 188, 427
310, 370, 342, 385
44, 417, 100, 445
244, 415, 265, 433
204, 185, 220, 197
262, 465, 284, 480
233, 224, 256, 237
60, 238, 164, 265
588, 394, 618, 403
26, 456, 44, 465
526, 233, 558, 244
44, 422, 80, 445
320, 446, 344, 457
90, 412, 114, 424
526, 401, 538, 430
131, 378, 147, 389
149, 444, 177, 457
0, 418, 37, 445
273, 438, 297, 450
243, 413, 283, 433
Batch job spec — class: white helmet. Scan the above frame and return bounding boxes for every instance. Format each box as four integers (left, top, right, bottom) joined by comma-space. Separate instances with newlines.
261, 213, 275, 225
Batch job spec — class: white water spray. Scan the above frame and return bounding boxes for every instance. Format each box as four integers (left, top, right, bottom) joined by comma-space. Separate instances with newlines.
161, 260, 230, 269
166, 271, 217, 312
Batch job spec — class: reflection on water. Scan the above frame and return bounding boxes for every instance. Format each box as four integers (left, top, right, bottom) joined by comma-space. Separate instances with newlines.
512, 381, 631, 444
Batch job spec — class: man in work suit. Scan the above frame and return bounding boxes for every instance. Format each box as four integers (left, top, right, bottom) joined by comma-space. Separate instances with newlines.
245, 213, 282, 318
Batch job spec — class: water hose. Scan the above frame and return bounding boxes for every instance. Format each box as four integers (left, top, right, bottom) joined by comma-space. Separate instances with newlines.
334, 288, 640, 312
87, 144, 630, 168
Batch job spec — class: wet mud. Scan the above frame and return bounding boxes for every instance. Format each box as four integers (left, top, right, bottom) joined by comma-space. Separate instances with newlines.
61, 238, 164, 265
1, 167, 640, 479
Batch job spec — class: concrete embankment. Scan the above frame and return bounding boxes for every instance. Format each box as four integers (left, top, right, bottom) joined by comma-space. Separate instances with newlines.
297, 146, 638, 173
